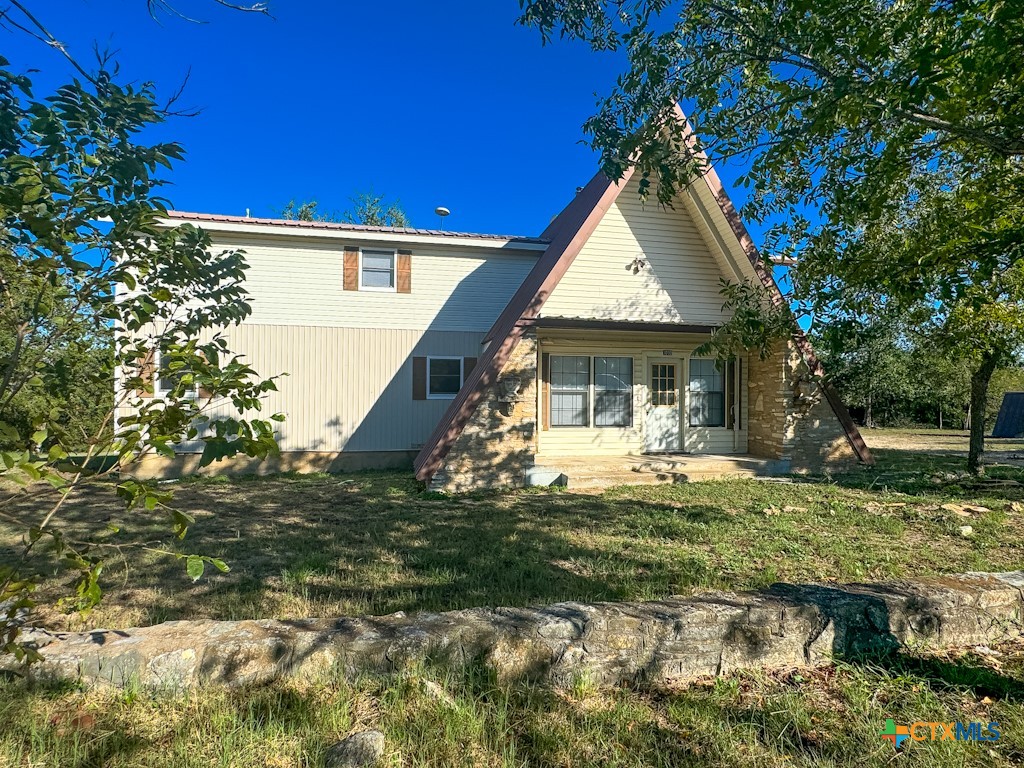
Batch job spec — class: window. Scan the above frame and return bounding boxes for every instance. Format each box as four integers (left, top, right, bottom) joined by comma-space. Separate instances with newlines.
548, 355, 633, 428
550, 355, 589, 426
650, 363, 677, 406
427, 357, 463, 398
359, 249, 396, 290
155, 349, 195, 398
689, 357, 725, 427
594, 356, 633, 427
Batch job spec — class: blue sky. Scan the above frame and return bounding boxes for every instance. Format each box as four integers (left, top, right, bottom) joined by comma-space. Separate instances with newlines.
5, 1, 754, 239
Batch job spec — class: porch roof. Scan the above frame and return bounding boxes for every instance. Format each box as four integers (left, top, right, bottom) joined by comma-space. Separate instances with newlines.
530, 317, 718, 335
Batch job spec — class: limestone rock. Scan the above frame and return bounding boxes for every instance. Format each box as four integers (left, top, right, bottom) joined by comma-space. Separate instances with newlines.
324, 730, 385, 768
5, 571, 1022, 692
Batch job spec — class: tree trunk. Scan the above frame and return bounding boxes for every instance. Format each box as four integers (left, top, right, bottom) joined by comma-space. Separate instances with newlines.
967, 352, 999, 475
865, 390, 874, 429
938, 405, 943, 430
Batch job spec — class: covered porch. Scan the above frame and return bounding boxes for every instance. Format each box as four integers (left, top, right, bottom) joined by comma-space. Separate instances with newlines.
534, 319, 751, 465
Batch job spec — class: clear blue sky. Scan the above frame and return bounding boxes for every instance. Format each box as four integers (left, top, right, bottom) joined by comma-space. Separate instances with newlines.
5, 1, 754, 238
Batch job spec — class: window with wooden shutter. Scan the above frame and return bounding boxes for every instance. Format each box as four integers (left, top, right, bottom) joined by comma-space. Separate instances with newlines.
426, 357, 462, 399
359, 249, 396, 290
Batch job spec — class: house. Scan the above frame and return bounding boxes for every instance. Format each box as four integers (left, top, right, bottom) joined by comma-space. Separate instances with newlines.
122, 134, 872, 491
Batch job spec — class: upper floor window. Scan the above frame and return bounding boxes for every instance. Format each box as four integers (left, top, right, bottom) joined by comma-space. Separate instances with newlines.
359, 249, 396, 291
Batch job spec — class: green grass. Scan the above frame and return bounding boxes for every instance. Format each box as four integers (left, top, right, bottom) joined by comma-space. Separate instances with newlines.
3, 433, 1024, 766
3, 445, 1024, 632
2, 643, 1023, 766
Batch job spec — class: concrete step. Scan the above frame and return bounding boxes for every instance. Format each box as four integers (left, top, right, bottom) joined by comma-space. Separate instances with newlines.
531, 455, 791, 490
566, 467, 769, 489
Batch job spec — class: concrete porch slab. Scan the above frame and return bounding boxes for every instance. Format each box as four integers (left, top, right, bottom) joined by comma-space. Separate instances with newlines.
530, 453, 791, 489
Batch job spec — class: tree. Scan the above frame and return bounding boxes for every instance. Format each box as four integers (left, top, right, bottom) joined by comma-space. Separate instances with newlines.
281, 191, 412, 228
814, 307, 975, 429
519, 0, 1024, 472
0, 59, 282, 661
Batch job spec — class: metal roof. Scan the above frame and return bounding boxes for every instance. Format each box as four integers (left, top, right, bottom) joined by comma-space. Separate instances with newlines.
166, 210, 551, 246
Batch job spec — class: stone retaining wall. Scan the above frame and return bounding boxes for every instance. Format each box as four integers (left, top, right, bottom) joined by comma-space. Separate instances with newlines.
9, 572, 1023, 690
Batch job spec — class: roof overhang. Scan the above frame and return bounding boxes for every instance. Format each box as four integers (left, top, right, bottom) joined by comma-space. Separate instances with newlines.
159, 214, 550, 252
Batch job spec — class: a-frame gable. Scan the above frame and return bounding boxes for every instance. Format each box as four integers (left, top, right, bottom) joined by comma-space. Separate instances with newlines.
541, 174, 744, 325
413, 109, 872, 484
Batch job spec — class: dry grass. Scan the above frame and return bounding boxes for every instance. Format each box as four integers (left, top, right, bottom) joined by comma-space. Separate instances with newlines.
2, 641, 1024, 767
3, 430, 1024, 766
2, 431, 1024, 632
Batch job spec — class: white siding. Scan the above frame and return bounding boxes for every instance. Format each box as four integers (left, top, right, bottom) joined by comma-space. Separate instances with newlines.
211, 234, 537, 331
541, 175, 735, 324
117, 325, 485, 454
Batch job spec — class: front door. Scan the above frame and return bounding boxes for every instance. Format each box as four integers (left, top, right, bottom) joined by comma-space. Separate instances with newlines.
645, 361, 681, 452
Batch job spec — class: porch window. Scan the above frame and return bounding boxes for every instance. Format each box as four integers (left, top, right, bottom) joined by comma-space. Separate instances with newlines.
689, 357, 725, 427
594, 356, 633, 427
550, 355, 589, 426
547, 355, 633, 428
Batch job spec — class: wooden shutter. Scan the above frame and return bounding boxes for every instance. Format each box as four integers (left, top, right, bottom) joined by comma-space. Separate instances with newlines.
343, 246, 359, 291
412, 356, 427, 400
396, 250, 412, 294
136, 349, 155, 398
463, 357, 477, 383
541, 352, 550, 430
197, 352, 213, 400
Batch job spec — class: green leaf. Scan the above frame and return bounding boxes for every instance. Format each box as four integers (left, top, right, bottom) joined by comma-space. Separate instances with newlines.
209, 558, 230, 573
185, 555, 205, 582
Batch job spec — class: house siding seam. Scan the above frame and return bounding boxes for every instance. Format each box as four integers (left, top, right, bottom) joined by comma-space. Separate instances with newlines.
210, 235, 537, 332
115, 325, 489, 458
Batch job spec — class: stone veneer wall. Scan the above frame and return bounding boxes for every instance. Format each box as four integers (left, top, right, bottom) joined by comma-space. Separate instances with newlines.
747, 339, 857, 472
432, 331, 539, 493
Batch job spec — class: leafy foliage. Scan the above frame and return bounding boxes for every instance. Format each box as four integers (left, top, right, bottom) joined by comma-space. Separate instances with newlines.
281, 190, 411, 228
694, 279, 791, 361
0, 58, 282, 660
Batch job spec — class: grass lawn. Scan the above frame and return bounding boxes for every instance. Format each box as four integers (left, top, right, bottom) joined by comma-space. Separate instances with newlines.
2, 428, 1024, 766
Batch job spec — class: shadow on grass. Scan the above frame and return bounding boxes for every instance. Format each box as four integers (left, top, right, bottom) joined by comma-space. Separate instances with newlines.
5, 472, 744, 628
862, 649, 1024, 702
818, 447, 1024, 500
